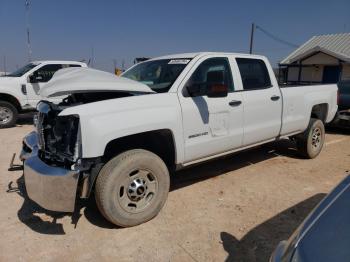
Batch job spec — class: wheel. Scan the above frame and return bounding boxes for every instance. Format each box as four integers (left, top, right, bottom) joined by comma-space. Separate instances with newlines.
0, 101, 18, 129
296, 118, 325, 159
95, 149, 170, 227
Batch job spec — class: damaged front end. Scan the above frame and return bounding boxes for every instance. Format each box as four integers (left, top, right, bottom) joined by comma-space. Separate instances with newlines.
37, 102, 81, 168
21, 101, 89, 212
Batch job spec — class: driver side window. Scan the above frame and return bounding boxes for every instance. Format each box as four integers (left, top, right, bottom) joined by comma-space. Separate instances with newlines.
186, 57, 234, 95
35, 64, 63, 82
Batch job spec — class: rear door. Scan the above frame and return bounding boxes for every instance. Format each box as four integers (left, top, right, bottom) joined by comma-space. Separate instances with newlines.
179, 56, 244, 163
235, 57, 282, 146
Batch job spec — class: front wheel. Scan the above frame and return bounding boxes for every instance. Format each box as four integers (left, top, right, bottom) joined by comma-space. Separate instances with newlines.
0, 101, 18, 129
296, 118, 325, 159
95, 149, 170, 227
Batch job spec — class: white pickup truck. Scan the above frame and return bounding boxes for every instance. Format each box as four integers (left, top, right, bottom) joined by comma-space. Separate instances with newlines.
0, 60, 87, 128
20, 52, 338, 227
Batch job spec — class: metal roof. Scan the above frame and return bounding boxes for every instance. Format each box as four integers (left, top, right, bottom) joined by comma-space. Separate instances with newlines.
281, 33, 350, 64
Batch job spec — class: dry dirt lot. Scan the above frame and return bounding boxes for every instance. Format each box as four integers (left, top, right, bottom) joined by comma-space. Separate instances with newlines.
0, 115, 349, 262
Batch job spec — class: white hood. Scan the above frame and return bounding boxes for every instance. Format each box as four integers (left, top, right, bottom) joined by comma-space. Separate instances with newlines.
40, 67, 155, 97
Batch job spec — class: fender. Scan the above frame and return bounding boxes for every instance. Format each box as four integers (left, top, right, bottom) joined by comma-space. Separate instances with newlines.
59, 92, 185, 164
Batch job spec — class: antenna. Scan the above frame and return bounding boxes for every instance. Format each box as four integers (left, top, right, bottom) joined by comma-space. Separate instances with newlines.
249, 23, 255, 54
25, 0, 32, 61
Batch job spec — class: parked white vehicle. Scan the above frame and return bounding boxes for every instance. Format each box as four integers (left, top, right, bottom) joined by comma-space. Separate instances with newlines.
0, 61, 87, 128
20, 52, 338, 227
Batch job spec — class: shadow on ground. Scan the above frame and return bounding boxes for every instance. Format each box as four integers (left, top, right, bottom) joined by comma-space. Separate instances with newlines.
220, 194, 325, 262
7, 139, 311, 236
16, 112, 35, 126
326, 125, 350, 135
170, 139, 301, 191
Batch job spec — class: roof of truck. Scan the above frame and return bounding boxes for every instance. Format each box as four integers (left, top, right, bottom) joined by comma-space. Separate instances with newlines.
152, 52, 267, 60
31, 60, 87, 65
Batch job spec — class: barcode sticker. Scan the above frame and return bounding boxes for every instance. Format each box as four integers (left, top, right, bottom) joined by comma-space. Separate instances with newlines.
168, 59, 190, 65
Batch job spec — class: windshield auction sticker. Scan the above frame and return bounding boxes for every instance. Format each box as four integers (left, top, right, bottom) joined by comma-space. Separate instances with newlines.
168, 59, 190, 64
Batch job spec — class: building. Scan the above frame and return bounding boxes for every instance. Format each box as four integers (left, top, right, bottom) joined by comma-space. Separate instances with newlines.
279, 33, 350, 84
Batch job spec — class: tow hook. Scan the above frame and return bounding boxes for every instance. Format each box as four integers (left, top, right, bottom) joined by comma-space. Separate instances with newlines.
8, 153, 23, 171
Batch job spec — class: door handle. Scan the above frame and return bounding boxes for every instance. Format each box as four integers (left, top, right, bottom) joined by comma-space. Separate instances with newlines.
271, 95, 280, 101
229, 100, 242, 107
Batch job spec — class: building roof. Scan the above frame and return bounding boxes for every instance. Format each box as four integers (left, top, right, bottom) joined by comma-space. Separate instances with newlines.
281, 33, 350, 64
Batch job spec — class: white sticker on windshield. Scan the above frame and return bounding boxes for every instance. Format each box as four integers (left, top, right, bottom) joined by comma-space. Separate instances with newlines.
168, 59, 190, 65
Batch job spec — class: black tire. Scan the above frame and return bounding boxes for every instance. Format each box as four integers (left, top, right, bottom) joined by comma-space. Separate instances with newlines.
296, 118, 325, 159
0, 101, 18, 129
95, 149, 170, 227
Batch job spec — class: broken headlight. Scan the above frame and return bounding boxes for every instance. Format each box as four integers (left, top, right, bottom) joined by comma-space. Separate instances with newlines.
43, 114, 81, 164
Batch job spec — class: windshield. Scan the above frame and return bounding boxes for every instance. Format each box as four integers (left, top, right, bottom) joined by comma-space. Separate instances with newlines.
122, 59, 190, 93
7, 63, 38, 77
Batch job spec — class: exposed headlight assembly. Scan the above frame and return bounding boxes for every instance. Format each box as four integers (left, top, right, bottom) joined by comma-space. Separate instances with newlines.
44, 114, 81, 164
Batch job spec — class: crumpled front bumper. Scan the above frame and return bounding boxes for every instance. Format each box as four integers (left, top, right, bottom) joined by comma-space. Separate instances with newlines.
20, 131, 80, 212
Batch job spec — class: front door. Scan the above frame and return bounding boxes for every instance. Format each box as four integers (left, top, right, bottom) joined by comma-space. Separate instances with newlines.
179, 57, 244, 163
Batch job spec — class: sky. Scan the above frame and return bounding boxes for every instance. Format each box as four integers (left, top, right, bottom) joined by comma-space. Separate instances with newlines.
0, 0, 349, 72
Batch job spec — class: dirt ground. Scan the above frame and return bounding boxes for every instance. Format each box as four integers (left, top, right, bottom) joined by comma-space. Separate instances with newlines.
0, 114, 349, 262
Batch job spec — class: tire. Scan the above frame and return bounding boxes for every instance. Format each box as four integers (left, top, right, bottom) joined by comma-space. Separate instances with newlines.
0, 101, 18, 129
95, 149, 170, 227
296, 118, 325, 159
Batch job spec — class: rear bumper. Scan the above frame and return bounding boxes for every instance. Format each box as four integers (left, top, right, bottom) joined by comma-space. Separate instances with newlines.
21, 131, 80, 212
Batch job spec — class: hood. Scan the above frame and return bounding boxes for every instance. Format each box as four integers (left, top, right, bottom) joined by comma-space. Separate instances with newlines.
0, 76, 20, 83
40, 67, 155, 97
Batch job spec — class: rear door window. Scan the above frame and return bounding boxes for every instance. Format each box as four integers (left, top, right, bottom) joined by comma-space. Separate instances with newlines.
236, 58, 271, 90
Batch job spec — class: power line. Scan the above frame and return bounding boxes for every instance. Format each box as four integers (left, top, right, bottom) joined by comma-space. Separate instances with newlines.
255, 25, 299, 48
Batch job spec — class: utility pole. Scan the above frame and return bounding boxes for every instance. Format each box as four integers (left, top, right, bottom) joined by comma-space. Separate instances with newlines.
3, 56, 6, 75
25, 0, 32, 61
249, 23, 255, 54
91, 46, 94, 67
121, 59, 125, 71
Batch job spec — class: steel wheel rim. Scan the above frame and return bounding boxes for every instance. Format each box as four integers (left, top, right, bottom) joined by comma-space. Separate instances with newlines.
117, 169, 158, 214
311, 127, 322, 149
0, 106, 13, 124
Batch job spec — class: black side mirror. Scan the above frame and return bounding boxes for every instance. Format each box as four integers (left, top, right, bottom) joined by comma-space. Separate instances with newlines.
206, 71, 228, 98
186, 83, 203, 97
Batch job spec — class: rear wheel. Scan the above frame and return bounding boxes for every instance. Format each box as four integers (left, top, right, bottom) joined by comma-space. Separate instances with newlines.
296, 118, 325, 159
0, 101, 18, 129
95, 149, 170, 227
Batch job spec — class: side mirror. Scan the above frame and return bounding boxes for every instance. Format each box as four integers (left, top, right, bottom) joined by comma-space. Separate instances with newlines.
186, 83, 202, 97
206, 71, 228, 98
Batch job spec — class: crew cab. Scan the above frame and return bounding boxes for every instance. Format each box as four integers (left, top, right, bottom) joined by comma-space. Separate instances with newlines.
0, 60, 87, 128
19, 52, 338, 227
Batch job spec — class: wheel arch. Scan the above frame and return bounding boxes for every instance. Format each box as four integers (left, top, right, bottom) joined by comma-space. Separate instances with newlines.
80, 129, 177, 198
310, 103, 328, 123
103, 129, 177, 170
0, 93, 22, 112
